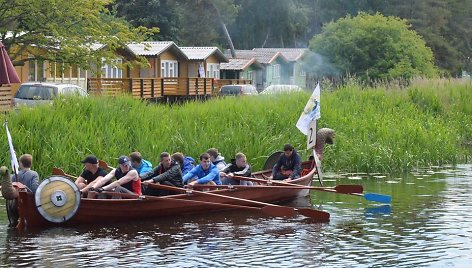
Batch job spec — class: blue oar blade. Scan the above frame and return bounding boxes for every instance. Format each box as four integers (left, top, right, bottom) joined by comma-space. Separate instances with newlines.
364, 192, 391, 203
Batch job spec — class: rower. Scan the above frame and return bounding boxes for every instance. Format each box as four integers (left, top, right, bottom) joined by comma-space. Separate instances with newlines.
220, 152, 253, 185
89, 155, 142, 197
76, 155, 108, 193
270, 144, 302, 181
183, 153, 221, 186
141, 152, 183, 196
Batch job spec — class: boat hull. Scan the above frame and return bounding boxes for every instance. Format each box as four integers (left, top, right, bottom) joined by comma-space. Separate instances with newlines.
14, 163, 314, 229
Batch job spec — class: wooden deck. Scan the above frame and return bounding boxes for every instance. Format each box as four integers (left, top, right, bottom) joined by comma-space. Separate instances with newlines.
87, 78, 252, 100
0, 86, 12, 112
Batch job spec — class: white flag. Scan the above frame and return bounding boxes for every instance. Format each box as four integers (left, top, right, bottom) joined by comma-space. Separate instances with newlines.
4, 121, 19, 175
296, 82, 321, 135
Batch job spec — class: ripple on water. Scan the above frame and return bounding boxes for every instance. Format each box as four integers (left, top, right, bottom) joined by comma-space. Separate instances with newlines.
1, 165, 472, 267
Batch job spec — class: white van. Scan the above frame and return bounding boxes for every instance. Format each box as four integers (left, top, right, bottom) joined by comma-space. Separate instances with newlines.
13, 82, 88, 107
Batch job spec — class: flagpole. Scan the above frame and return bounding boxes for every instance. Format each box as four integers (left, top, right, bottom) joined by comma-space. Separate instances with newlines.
296, 81, 323, 186
4, 120, 19, 182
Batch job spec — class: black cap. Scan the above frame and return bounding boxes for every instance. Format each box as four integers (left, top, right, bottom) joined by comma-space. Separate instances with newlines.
118, 155, 130, 165
81, 155, 98, 164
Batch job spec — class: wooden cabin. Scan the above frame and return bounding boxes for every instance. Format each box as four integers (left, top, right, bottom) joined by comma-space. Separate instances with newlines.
220, 58, 263, 90
222, 48, 309, 91
9, 45, 90, 94
7, 40, 251, 102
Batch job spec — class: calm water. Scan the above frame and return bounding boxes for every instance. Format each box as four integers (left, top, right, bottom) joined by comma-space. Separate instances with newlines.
1, 164, 471, 267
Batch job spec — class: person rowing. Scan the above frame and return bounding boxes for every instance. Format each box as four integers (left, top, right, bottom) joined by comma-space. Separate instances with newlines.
87, 155, 142, 197
76, 155, 108, 193
183, 153, 221, 186
220, 152, 253, 185
130, 151, 153, 176
141, 152, 183, 196
271, 143, 302, 181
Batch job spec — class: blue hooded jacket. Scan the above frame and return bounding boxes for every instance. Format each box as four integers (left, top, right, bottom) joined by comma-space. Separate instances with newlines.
182, 156, 195, 176
182, 162, 221, 185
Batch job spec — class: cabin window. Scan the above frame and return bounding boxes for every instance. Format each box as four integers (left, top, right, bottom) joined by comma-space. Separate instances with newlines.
161, 60, 178, 77
28, 56, 46, 81
248, 71, 255, 84
273, 64, 281, 78
206, 63, 220, 79
101, 58, 123, 78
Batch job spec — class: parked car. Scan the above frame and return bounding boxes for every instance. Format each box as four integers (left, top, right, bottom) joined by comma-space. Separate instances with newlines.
218, 84, 258, 96
13, 82, 88, 107
260, 84, 303, 94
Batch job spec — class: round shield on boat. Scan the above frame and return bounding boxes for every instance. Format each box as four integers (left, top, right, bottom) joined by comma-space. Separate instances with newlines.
263, 151, 284, 170
35, 176, 81, 223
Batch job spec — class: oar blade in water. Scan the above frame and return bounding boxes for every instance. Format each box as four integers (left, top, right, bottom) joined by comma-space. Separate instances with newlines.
296, 208, 330, 222
334, 184, 364, 194
364, 192, 391, 203
261, 206, 297, 217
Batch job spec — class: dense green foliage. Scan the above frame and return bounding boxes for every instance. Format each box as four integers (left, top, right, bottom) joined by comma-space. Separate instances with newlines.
0, 0, 157, 68
1, 80, 470, 178
309, 13, 437, 82
3, 0, 470, 75
110, 0, 471, 76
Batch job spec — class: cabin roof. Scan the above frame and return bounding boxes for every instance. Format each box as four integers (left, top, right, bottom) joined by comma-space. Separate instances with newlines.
227, 50, 288, 64
180, 47, 228, 62
126, 41, 188, 60
252, 48, 308, 61
220, 58, 262, 70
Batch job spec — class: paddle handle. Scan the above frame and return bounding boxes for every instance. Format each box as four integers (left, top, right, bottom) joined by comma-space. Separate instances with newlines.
90, 189, 266, 211
148, 183, 281, 208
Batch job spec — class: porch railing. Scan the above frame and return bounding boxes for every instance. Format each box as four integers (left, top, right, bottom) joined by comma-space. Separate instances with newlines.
214, 79, 252, 90
87, 78, 251, 99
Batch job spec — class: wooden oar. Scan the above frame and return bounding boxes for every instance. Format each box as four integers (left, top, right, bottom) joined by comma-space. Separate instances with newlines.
232, 175, 363, 194
100, 159, 330, 221
94, 190, 293, 216
51, 167, 291, 217
236, 175, 391, 203
190, 184, 363, 194
146, 182, 330, 222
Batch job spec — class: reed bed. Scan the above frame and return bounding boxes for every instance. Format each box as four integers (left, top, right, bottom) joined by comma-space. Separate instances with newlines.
1, 78, 470, 177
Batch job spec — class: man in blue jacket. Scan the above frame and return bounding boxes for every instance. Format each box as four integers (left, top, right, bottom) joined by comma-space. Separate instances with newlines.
271, 143, 302, 181
183, 153, 221, 186
130, 151, 153, 176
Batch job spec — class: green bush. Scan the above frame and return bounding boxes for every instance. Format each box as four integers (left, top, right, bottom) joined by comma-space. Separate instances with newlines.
309, 12, 437, 82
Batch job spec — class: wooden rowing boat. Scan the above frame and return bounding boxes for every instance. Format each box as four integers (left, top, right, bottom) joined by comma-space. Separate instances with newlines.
6, 160, 319, 229
2, 128, 342, 229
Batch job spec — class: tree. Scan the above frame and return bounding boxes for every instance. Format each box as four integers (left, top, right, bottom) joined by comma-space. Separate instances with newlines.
0, 0, 157, 69
306, 0, 471, 76
174, 0, 239, 47
113, 0, 178, 42
230, 0, 312, 49
309, 12, 437, 82
378, 0, 468, 75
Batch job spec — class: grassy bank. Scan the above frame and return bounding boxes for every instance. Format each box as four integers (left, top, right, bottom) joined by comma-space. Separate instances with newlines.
1, 79, 471, 177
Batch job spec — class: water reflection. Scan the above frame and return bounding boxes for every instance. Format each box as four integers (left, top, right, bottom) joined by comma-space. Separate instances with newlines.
0, 164, 471, 267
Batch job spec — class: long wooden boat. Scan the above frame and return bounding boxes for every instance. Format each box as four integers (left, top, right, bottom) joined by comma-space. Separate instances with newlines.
7, 160, 316, 229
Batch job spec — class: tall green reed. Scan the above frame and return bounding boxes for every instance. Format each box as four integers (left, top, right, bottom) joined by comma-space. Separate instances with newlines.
0, 78, 470, 178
